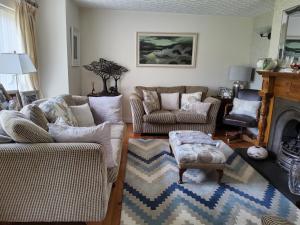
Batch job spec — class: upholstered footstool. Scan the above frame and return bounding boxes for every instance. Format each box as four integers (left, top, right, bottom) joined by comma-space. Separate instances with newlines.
169, 130, 233, 184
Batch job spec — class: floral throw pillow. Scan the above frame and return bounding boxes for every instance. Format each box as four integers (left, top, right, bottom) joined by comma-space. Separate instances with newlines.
181, 92, 202, 110
142, 90, 160, 115
39, 97, 78, 126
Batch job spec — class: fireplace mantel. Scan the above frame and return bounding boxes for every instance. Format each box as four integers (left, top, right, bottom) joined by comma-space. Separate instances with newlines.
257, 71, 300, 146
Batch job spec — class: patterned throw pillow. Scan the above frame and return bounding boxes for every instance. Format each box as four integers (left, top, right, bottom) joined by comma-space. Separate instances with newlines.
181, 92, 202, 110
142, 90, 160, 115
183, 102, 212, 116
39, 97, 78, 126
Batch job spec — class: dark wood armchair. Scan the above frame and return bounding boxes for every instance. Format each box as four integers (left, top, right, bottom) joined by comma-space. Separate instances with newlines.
223, 89, 262, 143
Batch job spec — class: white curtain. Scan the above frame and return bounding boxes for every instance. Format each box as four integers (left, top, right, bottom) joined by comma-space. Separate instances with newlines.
0, 5, 31, 91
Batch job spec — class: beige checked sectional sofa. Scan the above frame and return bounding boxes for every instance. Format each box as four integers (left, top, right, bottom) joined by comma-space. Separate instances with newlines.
0, 95, 126, 223
130, 86, 221, 134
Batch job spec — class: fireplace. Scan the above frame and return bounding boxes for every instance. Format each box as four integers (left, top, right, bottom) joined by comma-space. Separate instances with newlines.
268, 97, 300, 171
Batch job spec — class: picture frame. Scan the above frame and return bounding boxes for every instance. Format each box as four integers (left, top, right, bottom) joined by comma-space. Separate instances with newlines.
71, 27, 80, 67
19, 90, 40, 106
136, 32, 198, 67
7, 90, 22, 110
218, 87, 232, 99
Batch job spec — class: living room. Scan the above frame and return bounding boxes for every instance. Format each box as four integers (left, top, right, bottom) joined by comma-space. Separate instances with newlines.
0, 0, 300, 225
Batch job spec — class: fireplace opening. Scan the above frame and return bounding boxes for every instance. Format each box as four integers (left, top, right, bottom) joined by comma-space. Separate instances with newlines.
279, 120, 300, 171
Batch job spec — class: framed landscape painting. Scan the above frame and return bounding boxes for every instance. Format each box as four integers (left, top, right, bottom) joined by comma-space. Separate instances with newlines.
136, 32, 198, 67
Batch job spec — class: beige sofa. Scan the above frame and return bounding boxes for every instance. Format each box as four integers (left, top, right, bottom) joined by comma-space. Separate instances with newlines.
130, 86, 221, 134
0, 95, 126, 223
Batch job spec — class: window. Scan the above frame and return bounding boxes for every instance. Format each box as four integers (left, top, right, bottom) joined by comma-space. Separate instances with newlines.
0, 5, 30, 91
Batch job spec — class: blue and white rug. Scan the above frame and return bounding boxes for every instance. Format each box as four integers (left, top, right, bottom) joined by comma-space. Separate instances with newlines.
121, 139, 300, 225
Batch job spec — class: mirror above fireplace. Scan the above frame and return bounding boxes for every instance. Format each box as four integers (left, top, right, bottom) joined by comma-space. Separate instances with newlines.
278, 5, 300, 61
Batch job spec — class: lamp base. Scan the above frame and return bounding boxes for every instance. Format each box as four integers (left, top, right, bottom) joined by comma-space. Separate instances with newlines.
233, 81, 241, 98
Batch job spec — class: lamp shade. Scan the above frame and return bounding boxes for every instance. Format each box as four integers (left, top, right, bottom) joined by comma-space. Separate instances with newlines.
229, 66, 252, 82
0, 53, 36, 74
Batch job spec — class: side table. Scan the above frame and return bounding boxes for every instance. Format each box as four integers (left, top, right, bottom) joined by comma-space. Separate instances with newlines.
211, 96, 233, 128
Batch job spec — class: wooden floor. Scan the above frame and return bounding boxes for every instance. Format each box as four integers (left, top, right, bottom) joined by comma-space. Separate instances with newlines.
0, 124, 252, 225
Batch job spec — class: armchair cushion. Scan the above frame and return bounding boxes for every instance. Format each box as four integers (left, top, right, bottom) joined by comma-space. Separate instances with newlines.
223, 114, 258, 127
143, 110, 176, 124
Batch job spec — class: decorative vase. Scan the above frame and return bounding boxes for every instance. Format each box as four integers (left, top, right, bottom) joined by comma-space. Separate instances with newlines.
289, 159, 300, 195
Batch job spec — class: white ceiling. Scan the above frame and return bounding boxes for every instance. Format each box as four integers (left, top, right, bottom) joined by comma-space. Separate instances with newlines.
75, 0, 275, 17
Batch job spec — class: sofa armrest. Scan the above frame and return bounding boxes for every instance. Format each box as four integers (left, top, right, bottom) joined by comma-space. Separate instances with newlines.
129, 93, 145, 133
0, 143, 109, 222
204, 97, 221, 131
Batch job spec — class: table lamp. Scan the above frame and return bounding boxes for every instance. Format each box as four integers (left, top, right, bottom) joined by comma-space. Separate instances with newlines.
0, 52, 37, 90
229, 65, 252, 97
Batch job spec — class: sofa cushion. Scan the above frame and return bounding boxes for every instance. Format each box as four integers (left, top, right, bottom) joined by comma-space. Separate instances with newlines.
89, 95, 123, 124
174, 111, 207, 124
143, 110, 176, 124
21, 104, 49, 131
108, 138, 123, 183
135, 86, 157, 99
185, 86, 208, 101
0, 110, 53, 143
48, 122, 115, 168
111, 122, 125, 139
157, 86, 185, 94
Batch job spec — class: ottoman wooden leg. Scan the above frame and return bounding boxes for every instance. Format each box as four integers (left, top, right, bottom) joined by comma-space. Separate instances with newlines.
178, 168, 187, 184
217, 169, 223, 184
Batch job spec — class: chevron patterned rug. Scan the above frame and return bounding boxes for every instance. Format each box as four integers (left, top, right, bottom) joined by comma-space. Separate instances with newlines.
120, 139, 300, 225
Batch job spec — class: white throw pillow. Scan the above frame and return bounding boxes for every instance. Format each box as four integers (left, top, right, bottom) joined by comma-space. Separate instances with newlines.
89, 95, 123, 124
181, 92, 202, 109
161, 93, 179, 111
48, 122, 115, 168
183, 102, 212, 116
70, 103, 95, 127
230, 98, 261, 118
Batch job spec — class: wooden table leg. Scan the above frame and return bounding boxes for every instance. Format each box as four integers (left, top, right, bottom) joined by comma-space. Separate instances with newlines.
217, 169, 223, 184
178, 168, 187, 184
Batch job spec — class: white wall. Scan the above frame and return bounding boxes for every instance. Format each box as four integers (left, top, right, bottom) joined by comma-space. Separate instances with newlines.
269, 0, 300, 58
249, 12, 273, 90
0, 0, 15, 9
80, 9, 254, 121
37, 0, 69, 97
66, 0, 81, 95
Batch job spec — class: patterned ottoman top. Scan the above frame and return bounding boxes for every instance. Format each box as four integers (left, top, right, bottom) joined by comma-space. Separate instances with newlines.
169, 130, 233, 165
